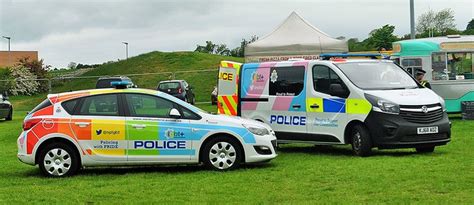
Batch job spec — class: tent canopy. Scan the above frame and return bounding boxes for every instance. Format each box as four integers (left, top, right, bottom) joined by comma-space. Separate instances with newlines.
245, 11, 348, 61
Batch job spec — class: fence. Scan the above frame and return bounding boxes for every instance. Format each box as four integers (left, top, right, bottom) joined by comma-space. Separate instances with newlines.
0, 69, 219, 104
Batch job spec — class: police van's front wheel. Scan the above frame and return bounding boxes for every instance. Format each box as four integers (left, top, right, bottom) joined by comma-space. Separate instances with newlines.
351, 125, 372, 157
202, 137, 242, 171
38, 142, 80, 177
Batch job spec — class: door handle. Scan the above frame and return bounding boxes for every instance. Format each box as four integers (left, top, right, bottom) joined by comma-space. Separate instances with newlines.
74, 122, 90, 127
310, 104, 320, 109
292, 104, 301, 109
191, 128, 199, 132
132, 124, 147, 129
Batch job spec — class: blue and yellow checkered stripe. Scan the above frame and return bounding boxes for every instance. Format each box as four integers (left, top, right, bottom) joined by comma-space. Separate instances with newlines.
306, 98, 372, 114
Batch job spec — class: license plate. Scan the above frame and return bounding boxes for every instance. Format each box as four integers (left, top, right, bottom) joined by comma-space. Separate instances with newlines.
417, 126, 438, 134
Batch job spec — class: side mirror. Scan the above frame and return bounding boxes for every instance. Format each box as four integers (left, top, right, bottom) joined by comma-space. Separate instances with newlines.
329, 84, 348, 98
169, 108, 181, 119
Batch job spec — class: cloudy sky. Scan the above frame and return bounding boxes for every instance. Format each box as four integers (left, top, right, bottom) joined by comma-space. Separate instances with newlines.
0, 0, 473, 68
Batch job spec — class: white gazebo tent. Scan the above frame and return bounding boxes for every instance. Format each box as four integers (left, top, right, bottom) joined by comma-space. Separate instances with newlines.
245, 11, 348, 62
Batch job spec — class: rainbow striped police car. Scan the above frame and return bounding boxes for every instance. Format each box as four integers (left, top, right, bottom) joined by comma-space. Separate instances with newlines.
17, 82, 277, 177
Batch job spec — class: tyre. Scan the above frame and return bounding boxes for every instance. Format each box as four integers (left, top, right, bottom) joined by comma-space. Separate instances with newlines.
38, 142, 80, 177
5, 108, 12, 121
202, 137, 242, 170
416, 146, 435, 153
191, 96, 196, 105
351, 124, 372, 157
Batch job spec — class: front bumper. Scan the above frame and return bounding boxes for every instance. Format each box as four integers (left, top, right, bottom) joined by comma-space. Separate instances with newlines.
365, 111, 451, 149
245, 136, 278, 163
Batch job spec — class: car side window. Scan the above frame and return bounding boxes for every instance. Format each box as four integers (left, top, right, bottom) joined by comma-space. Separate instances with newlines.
313, 65, 348, 98
62, 99, 79, 114
269, 66, 305, 96
125, 94, 175, 118
77, 94, 119, 116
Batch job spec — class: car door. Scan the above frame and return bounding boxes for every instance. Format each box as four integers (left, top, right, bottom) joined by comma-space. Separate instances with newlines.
124, 93, 195, 162
267, 65, 307, 140
70, 93, 127, 161
306, 64, 350, 143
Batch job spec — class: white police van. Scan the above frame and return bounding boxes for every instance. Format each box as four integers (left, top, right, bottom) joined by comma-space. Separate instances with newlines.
218, 59, 451, 156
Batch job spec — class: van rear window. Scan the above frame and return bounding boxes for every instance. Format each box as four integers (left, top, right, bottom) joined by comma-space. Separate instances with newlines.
30, 99, 52, 114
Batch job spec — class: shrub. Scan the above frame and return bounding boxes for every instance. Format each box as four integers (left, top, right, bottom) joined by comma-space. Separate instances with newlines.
8, 66, 40, 96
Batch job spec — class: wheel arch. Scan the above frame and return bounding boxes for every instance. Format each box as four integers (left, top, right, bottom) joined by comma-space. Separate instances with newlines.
198, 132, 246, 163
34, 134, 83, 166
344, 120, 366, 144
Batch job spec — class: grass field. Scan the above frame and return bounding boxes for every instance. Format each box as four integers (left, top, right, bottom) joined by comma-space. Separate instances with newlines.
0, 103, 473, 203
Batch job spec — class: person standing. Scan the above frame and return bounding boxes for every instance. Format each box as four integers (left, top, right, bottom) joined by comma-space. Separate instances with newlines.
415, 69, 431, 89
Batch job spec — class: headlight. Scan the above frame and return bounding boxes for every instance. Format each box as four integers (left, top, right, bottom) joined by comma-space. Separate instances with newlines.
365, 94, 400, 114
242, 124, 270, 136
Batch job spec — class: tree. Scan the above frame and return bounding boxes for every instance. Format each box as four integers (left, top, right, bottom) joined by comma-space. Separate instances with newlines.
416, 8, 456, 36
16, 57, 50, 92
8, 66, 40, 96
467, 19, 474, 30
215, 44, 230, 56
68, 62, 77, 69
366, 25, 399, 50
464, 19, 474, 35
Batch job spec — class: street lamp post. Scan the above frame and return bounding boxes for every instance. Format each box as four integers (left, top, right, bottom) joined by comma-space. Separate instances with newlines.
122, 42, 128, 60
2, 36, 11, 66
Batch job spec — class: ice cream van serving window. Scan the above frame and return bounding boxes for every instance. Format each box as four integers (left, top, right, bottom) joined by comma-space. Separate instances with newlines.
269, 66, 305, 96
432, 52, 474, 81
401, 58, 422, 77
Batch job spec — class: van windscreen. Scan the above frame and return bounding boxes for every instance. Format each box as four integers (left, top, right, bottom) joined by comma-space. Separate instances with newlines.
337, 62, 418, 90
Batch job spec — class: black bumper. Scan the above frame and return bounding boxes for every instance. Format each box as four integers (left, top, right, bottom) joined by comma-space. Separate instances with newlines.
364, 111, 451, 149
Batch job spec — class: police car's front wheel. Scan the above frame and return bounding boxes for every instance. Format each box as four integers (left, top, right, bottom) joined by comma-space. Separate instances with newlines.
203, 137, 242, 170
38, 142, 80, 177
351, 124, 372, 157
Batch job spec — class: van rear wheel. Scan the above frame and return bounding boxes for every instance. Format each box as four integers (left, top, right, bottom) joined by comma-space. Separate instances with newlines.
351, 124, 372, 157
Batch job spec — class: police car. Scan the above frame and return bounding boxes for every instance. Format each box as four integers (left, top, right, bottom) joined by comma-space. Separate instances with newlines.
17, 82, 277, 177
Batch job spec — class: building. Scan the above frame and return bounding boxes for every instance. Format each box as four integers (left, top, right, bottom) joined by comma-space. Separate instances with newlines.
0, 51, 39, 68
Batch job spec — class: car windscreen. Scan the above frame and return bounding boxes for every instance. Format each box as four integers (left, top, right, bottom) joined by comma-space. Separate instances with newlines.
336, 62, 418, 90
158, 82, 181, 90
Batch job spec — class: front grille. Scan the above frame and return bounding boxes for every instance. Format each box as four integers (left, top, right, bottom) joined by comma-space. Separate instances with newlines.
399, 104, 444, 124
401, 133, 448, 142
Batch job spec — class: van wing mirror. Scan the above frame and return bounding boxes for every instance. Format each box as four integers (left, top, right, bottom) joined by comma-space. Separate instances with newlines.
329, 84, 348, 98
169, 108, 181, 119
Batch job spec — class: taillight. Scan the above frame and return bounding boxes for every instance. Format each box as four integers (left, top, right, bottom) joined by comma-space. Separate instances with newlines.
178, 88, 182, 94
23, 118, 42, 131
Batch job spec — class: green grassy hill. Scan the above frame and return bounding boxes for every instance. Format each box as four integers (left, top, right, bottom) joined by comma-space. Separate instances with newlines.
12, 51, 243, 111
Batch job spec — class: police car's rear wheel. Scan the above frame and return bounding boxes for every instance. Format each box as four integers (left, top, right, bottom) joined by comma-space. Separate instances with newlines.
203, 137, 242, 170
39, 142, 79, 177
351, 124, 372, 157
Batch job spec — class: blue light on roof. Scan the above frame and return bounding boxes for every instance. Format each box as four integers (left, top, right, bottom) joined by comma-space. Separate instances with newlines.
111, 81, 132, 89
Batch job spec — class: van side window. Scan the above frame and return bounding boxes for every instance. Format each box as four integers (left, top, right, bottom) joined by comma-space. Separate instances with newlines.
313, 65, 348, 98
269, 66, 305, 96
